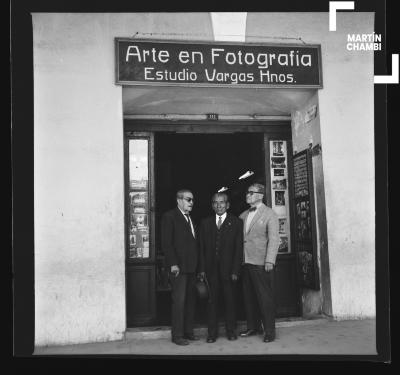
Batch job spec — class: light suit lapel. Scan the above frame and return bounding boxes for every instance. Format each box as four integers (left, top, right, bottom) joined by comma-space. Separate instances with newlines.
246, 204, 266, 234
243, 211, 249, 237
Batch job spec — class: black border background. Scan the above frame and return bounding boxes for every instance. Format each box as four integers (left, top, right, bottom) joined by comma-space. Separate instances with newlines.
11, 0, 393, 365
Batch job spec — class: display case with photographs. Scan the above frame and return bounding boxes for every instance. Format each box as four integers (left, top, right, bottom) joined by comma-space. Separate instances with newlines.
128, 139, 150, 259
292, 149, 319, 289
269, 140, 291, 253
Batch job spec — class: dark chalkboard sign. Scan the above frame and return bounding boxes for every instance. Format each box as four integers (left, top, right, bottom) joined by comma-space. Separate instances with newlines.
292, 149, 319, 289
115, 38, 322, 88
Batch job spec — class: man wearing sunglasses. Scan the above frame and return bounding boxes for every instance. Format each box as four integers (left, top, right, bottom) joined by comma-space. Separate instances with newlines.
161, 189, 199, 346
239, 183, 280, 343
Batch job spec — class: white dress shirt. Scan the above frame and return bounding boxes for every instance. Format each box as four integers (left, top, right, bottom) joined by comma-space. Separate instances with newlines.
215, 212, 227, 227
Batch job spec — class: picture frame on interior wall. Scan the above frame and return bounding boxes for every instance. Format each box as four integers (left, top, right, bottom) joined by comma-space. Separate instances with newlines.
273, 168, 285, 176
278, 236, 289, 253
279, 218, 287, 234
272, 141, 285, 156
272, 178, 287, 190
275, 191, 285, 205
271, 157, 286, 168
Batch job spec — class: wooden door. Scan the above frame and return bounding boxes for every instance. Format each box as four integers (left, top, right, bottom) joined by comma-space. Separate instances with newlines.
125, 132, 156, 327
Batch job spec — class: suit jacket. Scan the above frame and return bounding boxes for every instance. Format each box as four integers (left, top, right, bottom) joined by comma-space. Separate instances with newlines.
199, 213, 243, 279
161, 207, 198, 273
239, 203, 280, 266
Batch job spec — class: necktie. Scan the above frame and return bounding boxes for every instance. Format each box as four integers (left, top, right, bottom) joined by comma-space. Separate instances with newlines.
185, 214, 195, 237
217, 216, 222, 229
249, 207, 257, 212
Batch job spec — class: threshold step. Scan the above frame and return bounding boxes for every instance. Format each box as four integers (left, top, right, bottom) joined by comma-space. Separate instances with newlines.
125, 315, 328, 340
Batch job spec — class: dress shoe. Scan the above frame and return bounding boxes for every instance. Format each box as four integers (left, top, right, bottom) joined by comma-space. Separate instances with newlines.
227, 334, 237, 341
239, 329, 259, 337
172, 337, 189, 346
183, 333, 200, 341
206, 337, 216, 343
263, 333, 276, 343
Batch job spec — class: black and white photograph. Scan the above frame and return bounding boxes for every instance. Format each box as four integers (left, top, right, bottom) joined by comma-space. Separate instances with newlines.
271, 157, 286, 169
272, 141, 285, 156
278, 236, 289, 253
129, 179, 148, 190
131, 213, 148, 228
272, 178, 287, 190
298, 251, 313, 278
279, 218, 287, 234
11, 2, 391, 362
130, 191, 147, 206
275, 191, 286, 206
273, 168, 285, 177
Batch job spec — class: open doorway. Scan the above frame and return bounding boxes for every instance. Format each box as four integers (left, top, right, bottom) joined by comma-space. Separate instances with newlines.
155, 133, 265, 221
154, 133, 266, 325
124, 123, 300, 328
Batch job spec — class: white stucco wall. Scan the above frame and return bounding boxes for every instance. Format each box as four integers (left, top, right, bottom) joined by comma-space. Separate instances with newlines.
247, 13, 375, 318
33, 12, 375, 347
291, 92, 325, 316
33, 13, 213, 346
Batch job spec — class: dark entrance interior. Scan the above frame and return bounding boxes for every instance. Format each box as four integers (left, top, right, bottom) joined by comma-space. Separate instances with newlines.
154, 133, 265, 325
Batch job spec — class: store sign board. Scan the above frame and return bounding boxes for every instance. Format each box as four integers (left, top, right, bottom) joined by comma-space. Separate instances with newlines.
115, 39, 322, 88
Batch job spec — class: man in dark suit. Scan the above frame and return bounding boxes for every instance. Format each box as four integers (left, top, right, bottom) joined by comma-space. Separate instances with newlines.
198, 193, 243, 343
239, 183, 280, 343
161, 189, 199, 346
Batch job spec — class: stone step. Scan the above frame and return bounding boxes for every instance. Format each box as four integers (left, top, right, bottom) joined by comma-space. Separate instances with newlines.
125, 315, 328, 340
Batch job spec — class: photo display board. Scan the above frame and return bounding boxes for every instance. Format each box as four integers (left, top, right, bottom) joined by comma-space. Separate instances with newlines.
292, 149, 319, 289
270, 140, 291, 254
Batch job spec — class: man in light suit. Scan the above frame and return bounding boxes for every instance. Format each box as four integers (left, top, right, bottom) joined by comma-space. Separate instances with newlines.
198, 193, 243, 343
239, 183, 280, 343
161, 189, 199, 346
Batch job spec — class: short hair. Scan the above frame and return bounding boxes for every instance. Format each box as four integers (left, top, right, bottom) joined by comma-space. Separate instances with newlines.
211, 192, 229, 203
176, 189, 193, 199
249, 183, 265, 195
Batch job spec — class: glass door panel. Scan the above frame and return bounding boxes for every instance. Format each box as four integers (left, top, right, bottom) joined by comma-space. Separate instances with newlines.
128, 139, 150, 259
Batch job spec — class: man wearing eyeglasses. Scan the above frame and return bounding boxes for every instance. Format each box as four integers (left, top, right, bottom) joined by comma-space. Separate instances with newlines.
161, 189, 199, 346
239, 183, 280, 343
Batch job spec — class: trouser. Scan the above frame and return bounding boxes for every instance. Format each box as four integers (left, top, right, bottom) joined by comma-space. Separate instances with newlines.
242, 263, 276, 335
169, 272, 196, 339
207, 262, 237, 338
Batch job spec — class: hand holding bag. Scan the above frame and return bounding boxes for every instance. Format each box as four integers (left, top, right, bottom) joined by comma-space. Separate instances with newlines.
195, 274, 210, 302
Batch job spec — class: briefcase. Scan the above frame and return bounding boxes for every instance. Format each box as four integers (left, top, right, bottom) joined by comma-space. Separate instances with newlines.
195, 275, 210, 302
